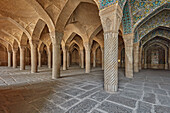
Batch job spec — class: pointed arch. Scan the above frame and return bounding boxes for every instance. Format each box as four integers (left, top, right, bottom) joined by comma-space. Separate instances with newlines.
32, 19, 46, 41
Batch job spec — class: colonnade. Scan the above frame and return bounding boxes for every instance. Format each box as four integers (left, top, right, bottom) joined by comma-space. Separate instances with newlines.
5, 4, 135, 94
5, 4, 169, 94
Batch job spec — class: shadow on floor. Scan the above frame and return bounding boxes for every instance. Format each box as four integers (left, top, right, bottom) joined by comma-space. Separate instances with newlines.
0, 80, 59, 113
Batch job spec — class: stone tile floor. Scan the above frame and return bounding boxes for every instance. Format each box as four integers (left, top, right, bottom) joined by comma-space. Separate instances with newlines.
0, 66, 170, 113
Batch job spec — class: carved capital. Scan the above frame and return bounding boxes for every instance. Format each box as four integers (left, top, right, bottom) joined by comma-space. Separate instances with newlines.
29, 40, 39, 47
83, 42, 91, 51
20, 45, 27, 50
50, 31, 63, 45
12, 48, 18, 53
99, 5, 123, 33
123, 33, 134, 47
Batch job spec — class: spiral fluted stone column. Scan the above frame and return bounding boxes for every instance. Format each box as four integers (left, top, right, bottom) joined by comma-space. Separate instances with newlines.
47, 48, 52, 68
8, 51, 12, 67
67, 51, 70, 68
38, 51, 42, 67
51, 31, 63, 79
101, 48, 104, 70
99, 5, 123, 93
63, 49, 67, 70
124, 33, 133, 78
20, 47, 26, 70
30, 41, 38, 73
80, 50, 84, 68
13, 49, 17, 68
134, 42, 139, 72
84, 42, 91, 73
93, 51, 96, 68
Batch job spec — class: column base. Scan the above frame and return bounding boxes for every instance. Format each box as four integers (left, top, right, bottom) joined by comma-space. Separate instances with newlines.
104, 84, 118, 93
52, 76, 60, 79
52, 73, 60, 79
48, 65, 52, 69
20, 68, 25, 71
126, 72, 133, 78
134, 70, 139, 73
165, 64, 168, 70
31, 71, 37, 73
144, 64, 147, 69
85, 70, 90, 73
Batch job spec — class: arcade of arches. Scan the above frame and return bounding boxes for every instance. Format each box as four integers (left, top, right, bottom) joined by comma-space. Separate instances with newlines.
0, 0, 170, 112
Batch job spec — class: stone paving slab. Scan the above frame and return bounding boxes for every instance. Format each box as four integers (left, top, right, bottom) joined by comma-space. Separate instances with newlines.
143, 93, 156, 104
97, 101, 133, 113
157, 95, 170, 106
0, 67, 170, 113
66, 99, 98, 113
90, 91, 110, 102
107, 95, 137, 108
154, 105, 170, 113
136, 101, 153, 113
63, 88, 86, 96
61, 98, 79, 109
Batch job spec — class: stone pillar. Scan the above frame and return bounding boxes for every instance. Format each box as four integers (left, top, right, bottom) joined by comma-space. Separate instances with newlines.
101, 48, 104, 70
8, 51, 12, 67
144, 49, 147, 69
139, 46, 143, 70
51, 31, 63, 79
165, 49, 168, 70
20, 47, 25, 70
47, 47, 52, 68
134, 42, 139, 72
93, 51, 96, 68
169, 48, 170, 70
124, 34, 133, 78
67, 51, 70, 68
84, 42, 91, 73
80, 50, 84, 68
63, 49, 67, 70
30, 41, 38, 73
38, 51, 42, 67
79, 52, 81, 67
13, 49, 17, 68
99, 5, 123, 93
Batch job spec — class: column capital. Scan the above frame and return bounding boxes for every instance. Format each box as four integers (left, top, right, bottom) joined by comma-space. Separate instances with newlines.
12, 48, 18, 53
20, 45, 27, 50
7, 50, 12, 53
133, 42, 140, 48
62, 45, 68, 52
30, 40, 39, 47
123, 33, 134, 47
50, 31, 63, 38
80, 49, 84, 52
123, 33, 134, 41
38, 50, 43, 54
99, 4, 123, 33
83, 42, 91, 51
50, 31, 63, 45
